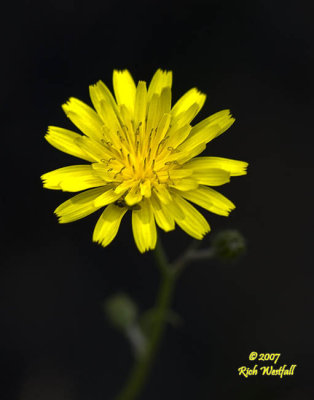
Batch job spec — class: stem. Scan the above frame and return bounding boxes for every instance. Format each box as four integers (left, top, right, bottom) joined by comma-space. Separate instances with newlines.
114, 239, 176, 400
173, 240, 215, 273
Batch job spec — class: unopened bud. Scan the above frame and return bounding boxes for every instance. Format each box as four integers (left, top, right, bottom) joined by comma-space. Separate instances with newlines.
104, 293, 138, 331
211, 229, 246, 261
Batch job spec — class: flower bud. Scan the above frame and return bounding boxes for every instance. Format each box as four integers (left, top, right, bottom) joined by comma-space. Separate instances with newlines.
104, 293, 138, 331
211, 229, 246, 261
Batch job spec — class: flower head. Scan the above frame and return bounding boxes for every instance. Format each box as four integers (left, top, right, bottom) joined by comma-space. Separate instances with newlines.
41, 69, 248, 252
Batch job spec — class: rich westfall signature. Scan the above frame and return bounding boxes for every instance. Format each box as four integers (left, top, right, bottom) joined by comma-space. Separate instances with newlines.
238, 352, 297, 378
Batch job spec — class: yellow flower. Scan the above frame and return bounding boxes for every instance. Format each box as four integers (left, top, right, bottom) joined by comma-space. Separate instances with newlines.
41, 69, 248, 253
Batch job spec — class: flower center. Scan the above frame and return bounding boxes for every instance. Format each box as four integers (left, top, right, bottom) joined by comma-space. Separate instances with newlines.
95, 116, 185, 206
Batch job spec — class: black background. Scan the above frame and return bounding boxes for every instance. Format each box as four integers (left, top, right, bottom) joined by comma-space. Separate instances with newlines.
1, 0, 314, 399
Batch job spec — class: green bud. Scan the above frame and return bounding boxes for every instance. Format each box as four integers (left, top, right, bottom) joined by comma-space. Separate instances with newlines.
104, 293, 138, 331
211, 229, 246, 261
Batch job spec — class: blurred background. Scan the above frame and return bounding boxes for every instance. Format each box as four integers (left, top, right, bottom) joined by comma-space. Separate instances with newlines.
1, 0, 314, 399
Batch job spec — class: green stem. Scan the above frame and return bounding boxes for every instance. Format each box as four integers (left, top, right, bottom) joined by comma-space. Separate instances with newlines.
114, 239, 176, 400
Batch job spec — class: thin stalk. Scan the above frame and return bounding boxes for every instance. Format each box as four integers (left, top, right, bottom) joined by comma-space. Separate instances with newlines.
114, 239, 176, 400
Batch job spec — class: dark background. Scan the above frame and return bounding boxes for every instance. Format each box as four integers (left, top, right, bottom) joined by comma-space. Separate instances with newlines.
1, 0, 314, 399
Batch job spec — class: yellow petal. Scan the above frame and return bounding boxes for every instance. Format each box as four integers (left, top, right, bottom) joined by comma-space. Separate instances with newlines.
178, 186, 235, 216
41, 165, 105, 192
171, 88, 206, 119
134, 81, 148, 133
132, 201, 157, 253
159, 87, 172, 115
125, 185, 143, 206
171, 193, 210, 239
159, 142, 206, 167
184, 156, 248, 176
181, 110, 235, 151
114, 180, 137, 194
147, 69, 172, 104
169, 178, 199, 191
163, 124, 191, 150
189, 109, 230, 138
119, 104, 135, 140
153, 113, 172, 146
153, 184, 172, 204
146, 93, 163, 136
158, 168, 193, 180
140, 180, 152, 198
176, 142, 206, 164
89, 80, 120, 121
93, 189, 123, 207
55, 187, 108, 223
113, 70, 136, 114
192, 168, 230, 186
157, 194, 185, 220
45, 126, 94, 162
93, 204, 127, 246
172, 103, 199, 127
62, 97, 103, 140
96, 99, 125, 149
74, 135, 115, 163
150, 195, 175, 232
